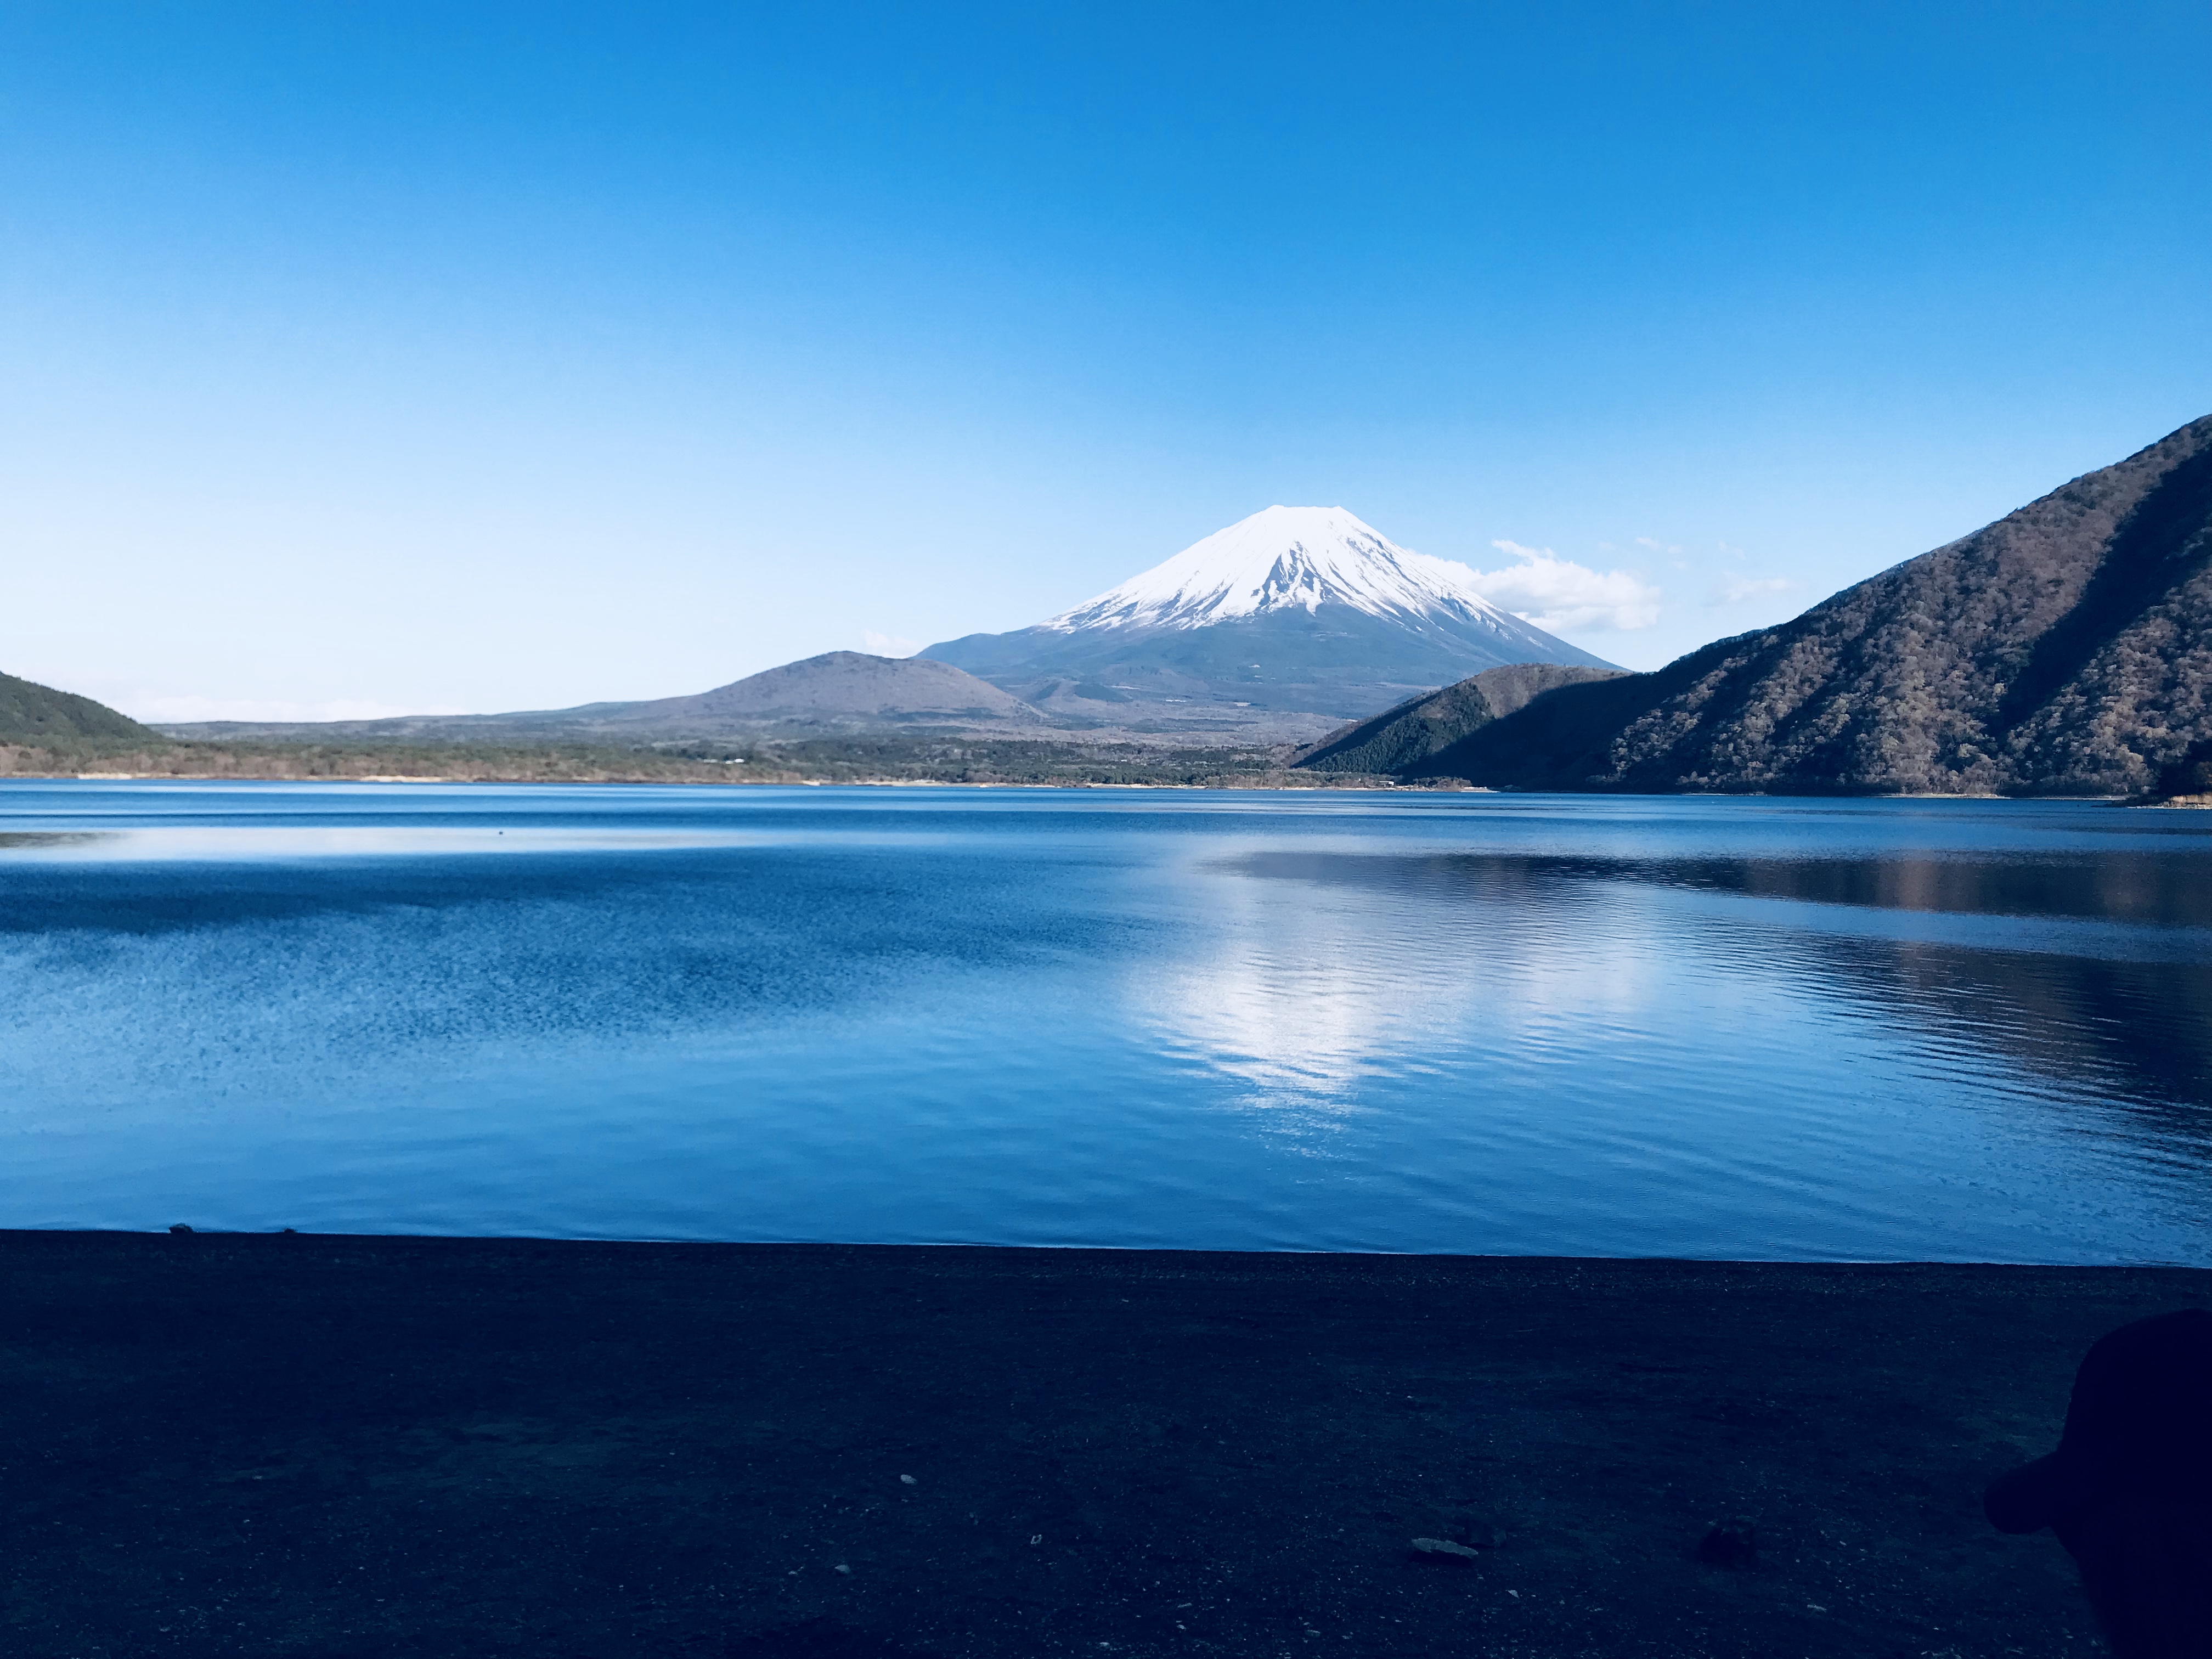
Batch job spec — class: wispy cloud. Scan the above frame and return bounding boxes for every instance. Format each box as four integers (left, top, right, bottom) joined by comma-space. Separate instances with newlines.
861, 630, 921, 657
1469, 541, 1662, 632
1709, 575, 1800, 607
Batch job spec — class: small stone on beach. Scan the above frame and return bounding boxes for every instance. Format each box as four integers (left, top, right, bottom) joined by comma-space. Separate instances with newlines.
1697, 1519, 1759, 1568
1409, 1537, 1483, 1560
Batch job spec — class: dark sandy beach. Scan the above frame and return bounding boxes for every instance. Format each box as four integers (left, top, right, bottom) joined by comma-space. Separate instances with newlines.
4, 1232, 2204, 1658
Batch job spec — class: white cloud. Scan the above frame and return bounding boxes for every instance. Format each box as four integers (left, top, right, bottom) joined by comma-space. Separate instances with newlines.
1710, 576, 1801, 607
131, 696, 473, 724
1469, 541, 1663, 633
861, 629, 921, 657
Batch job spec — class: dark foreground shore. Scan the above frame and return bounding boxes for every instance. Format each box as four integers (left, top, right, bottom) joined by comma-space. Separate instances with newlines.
5, 1234, 2205, 1659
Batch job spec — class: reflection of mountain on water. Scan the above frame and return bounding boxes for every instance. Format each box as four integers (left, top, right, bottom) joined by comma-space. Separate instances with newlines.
1640, 851, 2212, 931
1132, 873, 1481, 1108
1136, 854, 1640, 1118
1795, 931, 2212, 1131
1230, 847, 2212, 929
1220, 849, 2212, 1121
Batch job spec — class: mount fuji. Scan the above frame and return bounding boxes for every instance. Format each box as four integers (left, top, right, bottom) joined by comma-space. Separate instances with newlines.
922, 506, 1616, 727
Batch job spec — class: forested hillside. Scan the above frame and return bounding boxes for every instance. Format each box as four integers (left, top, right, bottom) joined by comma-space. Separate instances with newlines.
0, 671, 159, 745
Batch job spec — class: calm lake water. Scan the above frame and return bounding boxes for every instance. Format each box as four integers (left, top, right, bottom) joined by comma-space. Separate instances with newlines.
3, 781, 2208, 1262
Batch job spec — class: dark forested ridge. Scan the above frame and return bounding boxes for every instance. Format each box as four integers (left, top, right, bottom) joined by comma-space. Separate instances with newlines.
0, 671, 158, 745
1356, 414, 2212, 795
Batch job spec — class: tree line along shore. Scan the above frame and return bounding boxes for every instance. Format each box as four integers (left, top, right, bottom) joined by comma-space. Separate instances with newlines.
0, 733, 1409, 790
5, 729, 2208, 797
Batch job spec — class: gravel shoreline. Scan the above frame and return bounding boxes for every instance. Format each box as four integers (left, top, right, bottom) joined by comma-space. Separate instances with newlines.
5, 1232, 2204, 1657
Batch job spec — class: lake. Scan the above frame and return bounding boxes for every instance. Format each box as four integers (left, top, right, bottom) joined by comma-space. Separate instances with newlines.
2, 780, 2207, 1262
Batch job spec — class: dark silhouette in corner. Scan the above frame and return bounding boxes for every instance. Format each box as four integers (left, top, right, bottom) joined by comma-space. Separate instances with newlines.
1987, 1310, 2212, 1657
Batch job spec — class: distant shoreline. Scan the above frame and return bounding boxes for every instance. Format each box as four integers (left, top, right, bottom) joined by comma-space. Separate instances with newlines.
3, 765, 2164, 802
0, 735, 1399, 791
14, 770, 1420, 791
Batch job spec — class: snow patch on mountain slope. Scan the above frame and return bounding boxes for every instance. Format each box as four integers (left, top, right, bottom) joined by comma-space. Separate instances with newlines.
1043, 506, 1521, 634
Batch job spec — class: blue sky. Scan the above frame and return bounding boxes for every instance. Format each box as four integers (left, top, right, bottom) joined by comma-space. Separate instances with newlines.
3, 2, 2207, 720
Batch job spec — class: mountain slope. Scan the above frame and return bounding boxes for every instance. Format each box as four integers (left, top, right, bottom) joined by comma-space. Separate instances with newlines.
923, 506, 1614, 727
1392, 414, 2212, 794
0, 671, 160, 745
1294, 664, 1628, 774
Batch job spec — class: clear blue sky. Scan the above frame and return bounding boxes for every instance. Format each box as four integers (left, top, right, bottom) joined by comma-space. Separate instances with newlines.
4, 2, 2207, 720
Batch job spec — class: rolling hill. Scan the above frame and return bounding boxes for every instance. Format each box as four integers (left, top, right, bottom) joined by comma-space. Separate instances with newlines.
157, 653, 1045, 743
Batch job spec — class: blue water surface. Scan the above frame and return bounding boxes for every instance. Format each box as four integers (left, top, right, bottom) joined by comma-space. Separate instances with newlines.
2, 781, 2208, 1262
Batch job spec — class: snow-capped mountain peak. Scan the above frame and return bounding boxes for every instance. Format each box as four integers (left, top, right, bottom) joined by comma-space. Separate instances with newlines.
919, 503, 1617, 726
1043, 505, 1515, 634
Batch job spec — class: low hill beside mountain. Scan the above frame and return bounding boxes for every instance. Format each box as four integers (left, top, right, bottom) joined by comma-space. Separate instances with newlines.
1294, 664, 1627, 774
158, 652, 1045, 744
1372, 414, 2212, 795
567, 651, 1042, 734
0, 671, 160, 745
